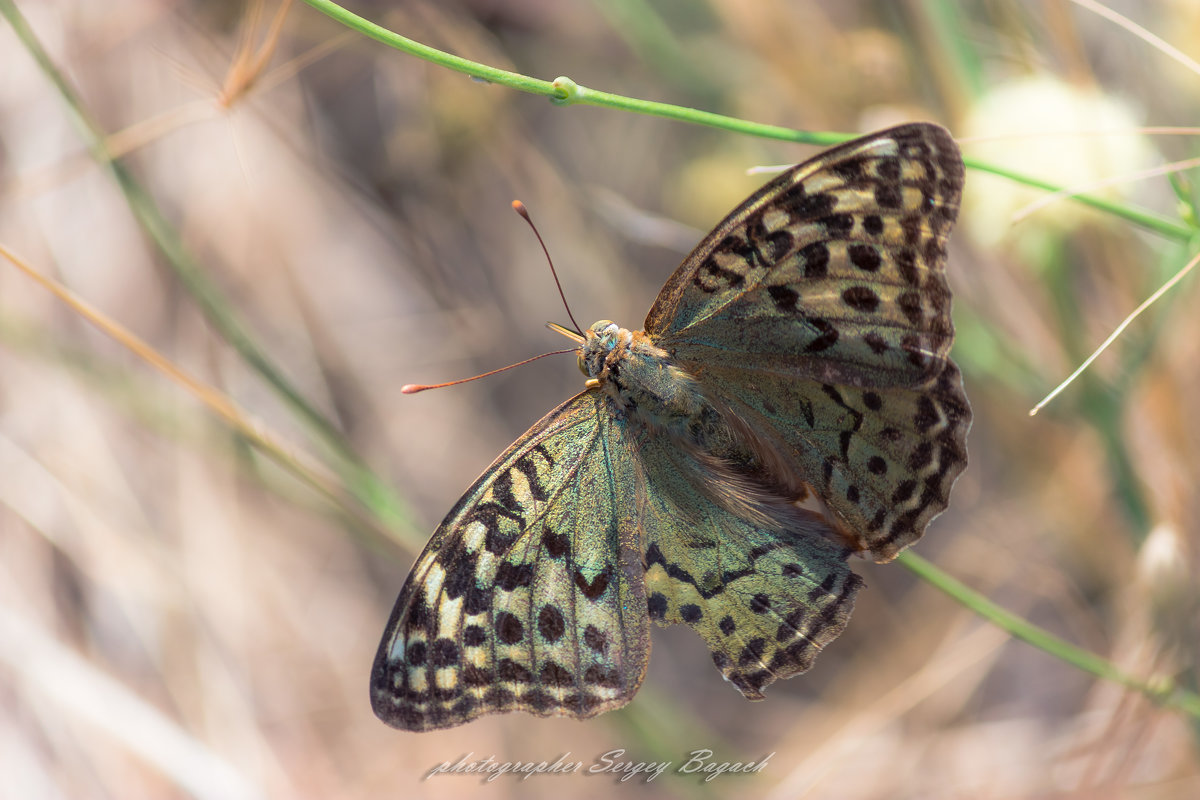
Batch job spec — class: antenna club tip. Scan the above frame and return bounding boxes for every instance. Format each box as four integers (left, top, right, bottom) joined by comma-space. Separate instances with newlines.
511, 200, 530, 219
400, 384, 424, 395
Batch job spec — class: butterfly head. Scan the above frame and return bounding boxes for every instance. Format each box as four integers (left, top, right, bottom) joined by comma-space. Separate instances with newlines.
577, 318, 683, 417
576, 319, 626, 385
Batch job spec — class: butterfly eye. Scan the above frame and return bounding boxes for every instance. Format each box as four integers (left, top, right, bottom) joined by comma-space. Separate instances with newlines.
589, 319, 616, 335
576, 351, 589, 377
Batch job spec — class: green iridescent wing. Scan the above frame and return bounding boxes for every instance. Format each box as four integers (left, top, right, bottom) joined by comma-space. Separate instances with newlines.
630, 428, 863, 699
645, 123, 970, 562
371, 391, 864, 729
370, 392, 650, 732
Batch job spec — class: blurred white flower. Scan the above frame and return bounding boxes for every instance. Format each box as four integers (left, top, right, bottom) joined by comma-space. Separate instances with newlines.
960, 76, 1158, 264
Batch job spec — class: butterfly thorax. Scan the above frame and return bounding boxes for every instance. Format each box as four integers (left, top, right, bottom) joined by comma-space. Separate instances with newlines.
582, 320, 704, 428
580, 319, 839, 538
580, 320, 766, 478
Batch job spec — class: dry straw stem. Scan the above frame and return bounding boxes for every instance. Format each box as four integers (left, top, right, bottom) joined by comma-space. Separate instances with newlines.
0, 244, 383, 537
1030, 249, 1200, 416
0, 0, 417, 542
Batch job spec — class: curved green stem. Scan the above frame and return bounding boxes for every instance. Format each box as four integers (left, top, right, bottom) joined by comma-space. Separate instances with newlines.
899, 551, 1200, 719
965, 156, 1192, 240
300, 0, 1196, 241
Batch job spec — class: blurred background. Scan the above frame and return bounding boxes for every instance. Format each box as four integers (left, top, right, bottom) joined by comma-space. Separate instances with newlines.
1, 0, 1199, 798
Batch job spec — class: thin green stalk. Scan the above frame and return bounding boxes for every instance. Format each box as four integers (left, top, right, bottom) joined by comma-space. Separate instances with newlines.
300, 0, 844, 144
0, 0, 416, 542
917, 0, 987, 100
300, 0, 1196, 242
965, 156, 1193, 241
1088, 389, 1153, 540
899, 551, 1200, 719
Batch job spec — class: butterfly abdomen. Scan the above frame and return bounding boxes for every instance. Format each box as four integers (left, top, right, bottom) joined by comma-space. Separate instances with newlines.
582, 321, 820, 536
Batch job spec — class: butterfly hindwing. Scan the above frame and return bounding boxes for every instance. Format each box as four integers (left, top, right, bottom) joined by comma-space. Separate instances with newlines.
633, 432, 863, 698
370, 392, 650, 732
644, 123, 970, 561
694, 361, 969, 561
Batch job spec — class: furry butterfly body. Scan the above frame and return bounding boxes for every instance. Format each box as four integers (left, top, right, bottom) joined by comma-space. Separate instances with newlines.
371, 122, 970, 732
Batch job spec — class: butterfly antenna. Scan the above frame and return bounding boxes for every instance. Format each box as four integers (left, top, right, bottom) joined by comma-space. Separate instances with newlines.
401, 348, 576, 394
512, 200, 585, 335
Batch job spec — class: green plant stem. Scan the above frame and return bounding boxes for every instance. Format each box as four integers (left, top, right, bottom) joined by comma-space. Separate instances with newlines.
300, 0, 1196, 242
300, 0, 845, 145
899, 551, 1200, 719
0, 0, 415, 542
964, 157, 1193, 241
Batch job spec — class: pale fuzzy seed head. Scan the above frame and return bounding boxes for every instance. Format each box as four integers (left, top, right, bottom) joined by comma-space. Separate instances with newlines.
960, 75, 1158, 264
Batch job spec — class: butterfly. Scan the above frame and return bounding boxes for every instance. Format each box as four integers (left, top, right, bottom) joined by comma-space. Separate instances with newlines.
371, 122, 970, 732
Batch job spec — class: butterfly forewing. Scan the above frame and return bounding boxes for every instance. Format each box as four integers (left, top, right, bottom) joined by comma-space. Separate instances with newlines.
645, 123, 969, 561
646, 123, 963, 388
371, 392, 650, 732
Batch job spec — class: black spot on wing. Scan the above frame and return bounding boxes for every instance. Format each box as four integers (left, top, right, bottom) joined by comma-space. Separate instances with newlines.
583, 625, 609, 654
804, 319, 839, 353
848, 243, 882, 272
541, 527, 570, 558
779, 184, 835, 218
575, 567, 612, 601
768, 285, 799, 313
442, 554, 478, 600
498, 658, 533, 683
540, 662, 574, 687
874, 181, 903, 209
800, 241, 830, 278
842, 286, 881, 313
819, 213, 854, 236
538, 605, 566, 642
468, 503, 523, 555
647, 592, 667, 620
495, 612, 524, 644
429, 639, 460, 667
490, 469, 519, 512
496, 561, 534, 591
513, 452, 550, 502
